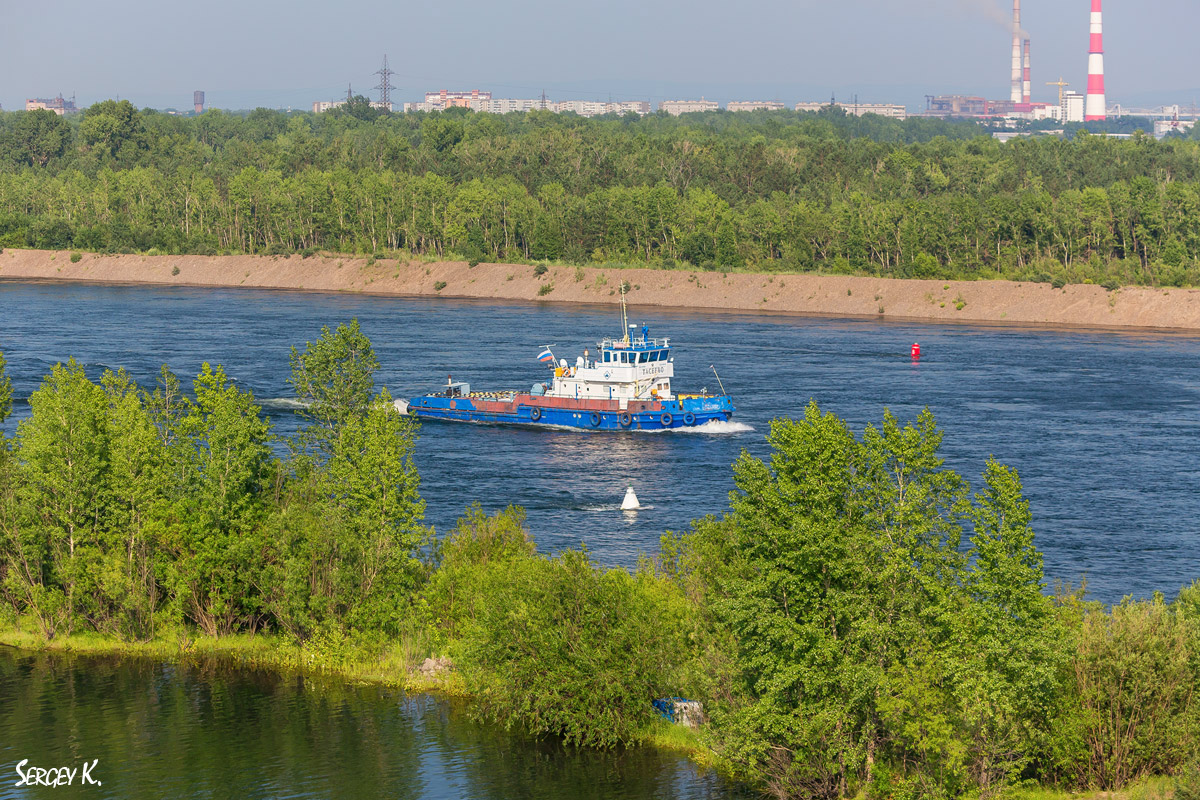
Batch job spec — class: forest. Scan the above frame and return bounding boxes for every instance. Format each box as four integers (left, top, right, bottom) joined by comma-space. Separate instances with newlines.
1, 327, 1198, 800
1, 100, 1199, 287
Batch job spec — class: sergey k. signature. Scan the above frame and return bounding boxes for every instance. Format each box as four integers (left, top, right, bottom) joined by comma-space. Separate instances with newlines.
14, 758, 101, 787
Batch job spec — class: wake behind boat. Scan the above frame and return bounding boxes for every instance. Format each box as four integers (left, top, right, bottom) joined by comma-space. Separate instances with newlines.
405, 292, 734, 431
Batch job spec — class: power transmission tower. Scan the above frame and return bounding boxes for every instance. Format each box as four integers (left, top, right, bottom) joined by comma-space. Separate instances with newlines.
374, 55, 396, 109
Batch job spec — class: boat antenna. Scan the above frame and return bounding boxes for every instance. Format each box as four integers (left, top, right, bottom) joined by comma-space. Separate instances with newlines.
620, 282, 630, 345
710, 365, 727, 396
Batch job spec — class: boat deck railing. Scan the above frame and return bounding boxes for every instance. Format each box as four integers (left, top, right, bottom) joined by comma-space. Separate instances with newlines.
598, 337, 671, 350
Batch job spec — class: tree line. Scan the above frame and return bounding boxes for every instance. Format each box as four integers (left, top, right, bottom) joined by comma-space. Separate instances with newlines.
1, 327, 1198, 798
1, 101, 1199, 286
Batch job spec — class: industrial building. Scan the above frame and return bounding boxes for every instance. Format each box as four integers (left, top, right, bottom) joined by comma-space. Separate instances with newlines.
921, 0, 1109, 122
193, 91, 205, 114
25, 95, 77, 115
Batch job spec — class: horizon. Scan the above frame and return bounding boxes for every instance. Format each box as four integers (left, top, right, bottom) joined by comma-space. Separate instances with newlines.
3, 0, 1198, 114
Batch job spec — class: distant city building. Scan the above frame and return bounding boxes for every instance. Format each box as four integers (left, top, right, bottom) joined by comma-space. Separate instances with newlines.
1155, 118, 1197, 138
470, 97, 542, 114
402, 96, 650, 117
923, 95, 992, 118
609, 101, 651, 116
554, 100, 610, 116
727, 101, 785, 112
1029, 103, 1059, 121
795, 100, 907, 120
25, 95, 77, 116
658, 99, 718, 115
1060, 91, 1085, 123
426, 90, 491, 109
194, 91, 205, 114
554, 100, 650, 117
312, 99, 392, 113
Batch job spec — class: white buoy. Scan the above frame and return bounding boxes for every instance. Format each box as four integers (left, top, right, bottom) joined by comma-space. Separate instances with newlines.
621, 486, 640, 511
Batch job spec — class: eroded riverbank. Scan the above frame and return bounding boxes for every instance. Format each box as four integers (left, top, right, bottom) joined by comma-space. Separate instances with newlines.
4, 248, 1200, 330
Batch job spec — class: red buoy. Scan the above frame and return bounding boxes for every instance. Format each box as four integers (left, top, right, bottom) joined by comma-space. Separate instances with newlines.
911, 343, 921, 359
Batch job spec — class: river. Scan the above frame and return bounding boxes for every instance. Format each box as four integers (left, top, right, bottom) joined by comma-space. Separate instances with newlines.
2, 280, 1198, 603
0, 649, 746, 799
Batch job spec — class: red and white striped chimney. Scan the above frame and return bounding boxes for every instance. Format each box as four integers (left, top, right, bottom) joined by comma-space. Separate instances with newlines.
1011, 0, 1023, 103
1023, 39, 1032, 104
1085, 0, 1106, 120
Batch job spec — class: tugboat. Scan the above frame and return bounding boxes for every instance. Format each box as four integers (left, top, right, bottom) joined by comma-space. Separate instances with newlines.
405, 292, 734, 431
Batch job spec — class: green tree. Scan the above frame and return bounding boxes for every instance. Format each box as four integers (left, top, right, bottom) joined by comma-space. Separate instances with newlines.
79, 99, 146, 162
269, 390, 428, 639
8, 109, 70, 167
161, 363, 270, 636
7, 360, 109, 637
288, 318, 379, 462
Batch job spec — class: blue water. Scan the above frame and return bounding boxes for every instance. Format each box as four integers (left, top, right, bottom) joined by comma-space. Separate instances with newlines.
2, 280, 1198, 604
0, 650, 748, 800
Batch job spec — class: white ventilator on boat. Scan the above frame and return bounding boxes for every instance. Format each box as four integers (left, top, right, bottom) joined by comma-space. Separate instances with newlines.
621, 486, 641, 510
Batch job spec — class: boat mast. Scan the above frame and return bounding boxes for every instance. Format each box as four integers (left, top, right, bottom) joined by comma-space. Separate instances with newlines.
620, 283, 629, 345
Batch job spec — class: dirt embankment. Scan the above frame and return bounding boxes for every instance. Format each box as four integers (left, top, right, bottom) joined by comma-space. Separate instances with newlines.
4, 249, 1200, 331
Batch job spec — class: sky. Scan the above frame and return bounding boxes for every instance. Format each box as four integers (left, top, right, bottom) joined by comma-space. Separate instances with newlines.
1, 0, 1196, 112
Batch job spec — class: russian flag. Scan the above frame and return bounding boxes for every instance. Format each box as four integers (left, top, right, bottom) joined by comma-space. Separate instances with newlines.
537, 348, 554, 363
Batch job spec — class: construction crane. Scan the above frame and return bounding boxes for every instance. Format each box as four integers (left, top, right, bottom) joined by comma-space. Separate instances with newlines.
1046, 77, 1070, 106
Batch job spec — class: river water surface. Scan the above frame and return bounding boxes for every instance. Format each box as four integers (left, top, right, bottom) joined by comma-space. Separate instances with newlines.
2, 280, 1198, 603
0, 649, 746, 800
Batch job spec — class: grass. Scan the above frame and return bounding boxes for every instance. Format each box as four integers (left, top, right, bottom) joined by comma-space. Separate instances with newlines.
996, 775, 1177, 800
0, 624, 459, 694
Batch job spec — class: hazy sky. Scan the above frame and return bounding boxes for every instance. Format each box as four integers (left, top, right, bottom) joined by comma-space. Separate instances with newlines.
2, 0, 1196, 111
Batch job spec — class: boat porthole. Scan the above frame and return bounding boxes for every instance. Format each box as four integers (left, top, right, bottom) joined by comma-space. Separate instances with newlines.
684, 412, 696, 426
660, 412, 673, 426
619, 412, 632, 427
590, 412, 601, 427
530, 407, 542, 422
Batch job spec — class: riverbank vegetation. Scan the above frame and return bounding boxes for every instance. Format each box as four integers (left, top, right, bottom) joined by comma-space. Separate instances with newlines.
1, 103, 1200, 287
1, 329, 1199, 798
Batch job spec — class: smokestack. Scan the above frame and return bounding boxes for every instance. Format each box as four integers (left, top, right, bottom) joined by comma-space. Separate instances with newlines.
1085, 0, 1106, 121
1011, 0, 1023, 103
1023, 40, 1032, 104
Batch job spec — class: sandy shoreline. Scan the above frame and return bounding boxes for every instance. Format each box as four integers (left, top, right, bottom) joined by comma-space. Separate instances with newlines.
4, 249, 1200, 332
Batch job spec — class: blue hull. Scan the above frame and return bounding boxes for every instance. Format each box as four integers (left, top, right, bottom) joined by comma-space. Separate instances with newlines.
407, 395, 735, 431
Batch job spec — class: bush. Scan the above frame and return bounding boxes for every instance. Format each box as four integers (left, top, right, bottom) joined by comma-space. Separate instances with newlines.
455, 548, 693, 748
1047, 592, 1200, 790
434, 281, 447, 291
537, 283, 554, 296
69, 252, 82, 263
532, 264, 548, 277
